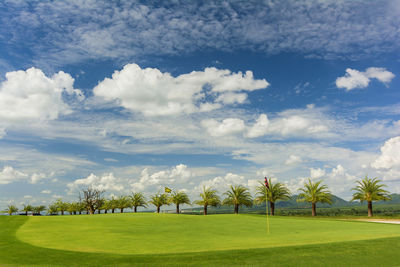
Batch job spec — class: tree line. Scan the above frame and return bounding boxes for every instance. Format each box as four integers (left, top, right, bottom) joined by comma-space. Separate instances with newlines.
2, 176, 392, 217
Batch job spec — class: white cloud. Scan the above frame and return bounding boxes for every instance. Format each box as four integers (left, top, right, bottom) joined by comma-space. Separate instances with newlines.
310, 168, 326, 179
131, 164, 193, 191
67, 173, 124, 194
336, 67, 395, 91
41, 190, 51, 194
0, 67, 83, 123
285, 155, 302, 165
194, 173, 256, 194
3, 1, 399, 68
93, 64, 268, 116
30, 173, 48, 184
246, 114, 269, 138
201, 118, 246, 137
23, 195, 32, 199
0, 166, 28, 185
372, 136, 400, 170
371, 136, 400, 181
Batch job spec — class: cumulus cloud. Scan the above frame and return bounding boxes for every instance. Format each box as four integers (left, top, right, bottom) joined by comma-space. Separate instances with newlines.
0, 68, 84, 123
372, 136, 400, 170
67, 173, 124, 194
246, 114, 270, 138
201, 118, 246, 137
131, 164, 193, 191
194, 173, 257, 194
0, 166, 28, 184
206, 108, 331, 138
288, 164, 356, 195
371, 136, 400, 181
93, 64, 268, 116
41, 190, 51, 194
336, 67, 395, 91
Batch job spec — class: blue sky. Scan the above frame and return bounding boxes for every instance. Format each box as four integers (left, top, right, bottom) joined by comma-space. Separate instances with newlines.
0, 0, 400, 208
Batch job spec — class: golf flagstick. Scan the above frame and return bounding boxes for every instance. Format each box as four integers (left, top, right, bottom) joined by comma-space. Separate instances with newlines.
265, 187, 270, 235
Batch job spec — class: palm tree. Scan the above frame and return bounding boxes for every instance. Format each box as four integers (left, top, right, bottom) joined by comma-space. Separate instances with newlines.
6, 205, 18, 215
169, 191, 191, 214
297, 179, 332, 216
130, 192, 147, 213
223, 185, 253, 214
351, 176, 391, 217
193, 186, 221, 215
150, 193, 168, 213
117, 196, 130, 213
22, 204, 33, 215
254, 178, 291, 216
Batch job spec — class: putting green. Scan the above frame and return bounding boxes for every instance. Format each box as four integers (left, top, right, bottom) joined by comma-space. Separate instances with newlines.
16, 214, 400, 255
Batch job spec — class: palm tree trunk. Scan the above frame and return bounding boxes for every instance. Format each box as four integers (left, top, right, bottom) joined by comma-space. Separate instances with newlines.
134, 206, 137, 213
176, 204, 180, 214
312, 202, 316, 216
270, 202, 275, 216
368, 201, 373, 217
157, 206, 160, 213
204, 205, 207, 215
234, 204, 239, 214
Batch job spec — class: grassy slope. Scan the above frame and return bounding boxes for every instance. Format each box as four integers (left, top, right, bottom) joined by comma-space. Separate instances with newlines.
16, 213, 400, 254
0, 215, 399, 266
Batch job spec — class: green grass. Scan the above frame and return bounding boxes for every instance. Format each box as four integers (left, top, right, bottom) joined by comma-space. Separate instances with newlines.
1, 214, 400, 266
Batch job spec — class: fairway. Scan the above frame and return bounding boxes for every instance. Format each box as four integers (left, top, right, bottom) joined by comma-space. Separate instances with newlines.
16, 214, 400, 255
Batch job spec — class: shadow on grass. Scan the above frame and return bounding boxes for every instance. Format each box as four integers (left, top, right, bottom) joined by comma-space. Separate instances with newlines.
1, 216, 399, 266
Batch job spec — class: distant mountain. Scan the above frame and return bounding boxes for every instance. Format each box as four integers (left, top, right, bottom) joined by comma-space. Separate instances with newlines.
275, 194, 351, 209
183, 194, 400, 214
376, 193, 400, 204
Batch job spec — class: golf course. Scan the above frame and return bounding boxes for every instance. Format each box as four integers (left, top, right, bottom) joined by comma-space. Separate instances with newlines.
1, 214, 400, 266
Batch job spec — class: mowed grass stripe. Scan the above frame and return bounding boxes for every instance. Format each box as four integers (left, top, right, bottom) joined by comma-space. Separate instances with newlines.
1, 215, 400, 266
16, 213, 400, 255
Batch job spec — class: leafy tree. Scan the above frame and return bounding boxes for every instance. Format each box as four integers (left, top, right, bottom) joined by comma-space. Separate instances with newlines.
254, 178, 291, 215
67, 202, 79, 215
117, 196, 130, 213
22, 204, 33, 216
109, 196, 118, 213
351, 176, 391, 217
223, 185, 253, 214
54, 199, 68, 215
130, 192, 147, 213
47, 204, 58, 215
5, 205, 18, 215
80, 187, 104, 215
150, 193, 168, 213
76, 201, 86, 215
32, 205, 46, 215
169, 191, 191, 214
101, 199, 111, 214
297, 179, 332, 216
193, 186, 221, 215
